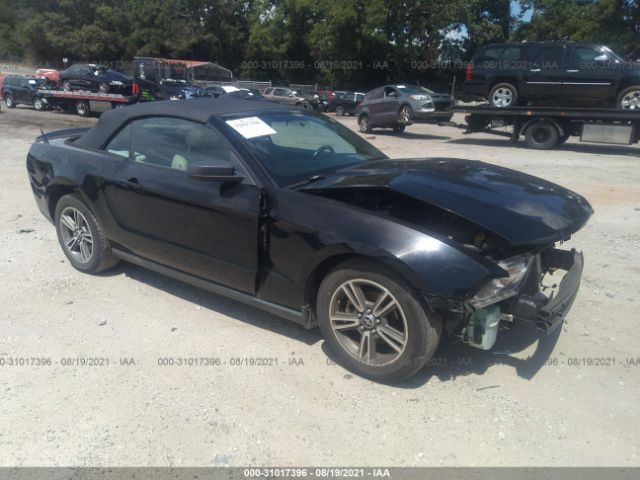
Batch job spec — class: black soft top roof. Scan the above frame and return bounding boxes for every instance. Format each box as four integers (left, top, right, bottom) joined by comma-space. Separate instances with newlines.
75, 96, 291, 149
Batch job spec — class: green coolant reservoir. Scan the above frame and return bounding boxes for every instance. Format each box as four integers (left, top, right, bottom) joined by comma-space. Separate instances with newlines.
467, 304, 501, 350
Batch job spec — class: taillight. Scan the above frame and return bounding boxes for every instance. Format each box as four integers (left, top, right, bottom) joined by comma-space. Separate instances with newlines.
465, 63, 473, 81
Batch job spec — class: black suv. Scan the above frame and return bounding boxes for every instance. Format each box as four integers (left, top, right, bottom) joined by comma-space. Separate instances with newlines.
1, 76, 49, 111
463, 42, 640, 109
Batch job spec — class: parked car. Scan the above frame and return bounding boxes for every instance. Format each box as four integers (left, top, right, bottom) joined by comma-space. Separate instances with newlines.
199, 85, 240, 97
228, 88, 265, 100
355, 84, 453, 133
327, 91, 365, 116
59, 64, 133, 94
27, 97, 592, 381
463, 42, 640, 109
1, 75, 49, 110
263, 87, 317, 109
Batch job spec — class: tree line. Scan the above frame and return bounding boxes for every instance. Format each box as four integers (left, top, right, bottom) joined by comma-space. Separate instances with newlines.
1, 0, 639, 89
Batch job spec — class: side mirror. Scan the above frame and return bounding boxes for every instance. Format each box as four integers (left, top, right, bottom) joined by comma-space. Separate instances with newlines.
188, 160, 243, 184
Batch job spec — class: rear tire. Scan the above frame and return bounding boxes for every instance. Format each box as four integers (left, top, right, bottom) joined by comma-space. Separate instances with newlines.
317, 260, 441, 382
524, 120, 559, 150
617, 85, 640, 110
4, 94, 15, 108
336, 105, 345, 116
489, 82, 518, 108
54, 194, 119, 274
358, 114, 372, 133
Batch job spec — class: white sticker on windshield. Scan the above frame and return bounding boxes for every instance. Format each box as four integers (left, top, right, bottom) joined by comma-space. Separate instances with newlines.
226, 117, 276, 139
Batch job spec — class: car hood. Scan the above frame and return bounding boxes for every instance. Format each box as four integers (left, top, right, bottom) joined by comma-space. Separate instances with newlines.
301, 158, 593, 246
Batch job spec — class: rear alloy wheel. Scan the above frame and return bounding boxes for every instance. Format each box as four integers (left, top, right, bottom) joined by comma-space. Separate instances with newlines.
33, 97, 45, 111
317, 261, 441, 382
358, 114, 372, 133
55, 195, 118, 274
524, 120, 560, 150
399, 104, 413, 124
489, 83, 518, 108
335, 105, 345, 116
617, 86, 640, 110
4, 94, 15, 108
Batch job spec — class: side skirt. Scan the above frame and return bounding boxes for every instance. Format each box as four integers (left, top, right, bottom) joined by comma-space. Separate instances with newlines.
112, 249, 312, 328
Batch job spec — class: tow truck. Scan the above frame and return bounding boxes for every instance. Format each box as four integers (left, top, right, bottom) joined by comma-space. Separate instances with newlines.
38, 89, 140, 117
450, 105, 640, 150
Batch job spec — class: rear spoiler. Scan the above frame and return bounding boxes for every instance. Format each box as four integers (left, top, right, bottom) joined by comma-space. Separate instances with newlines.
35, 127, 90, 143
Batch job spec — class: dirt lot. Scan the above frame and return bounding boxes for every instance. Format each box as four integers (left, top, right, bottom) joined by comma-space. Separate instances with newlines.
0, 105, 639, 467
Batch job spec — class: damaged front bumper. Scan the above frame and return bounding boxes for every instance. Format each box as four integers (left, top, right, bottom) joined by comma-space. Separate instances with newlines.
463, 248, 583, 349
506, 248, 583, 334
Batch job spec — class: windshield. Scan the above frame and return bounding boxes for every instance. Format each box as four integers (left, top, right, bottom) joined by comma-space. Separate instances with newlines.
224, 112, 387, 187
395, 84, 434, 95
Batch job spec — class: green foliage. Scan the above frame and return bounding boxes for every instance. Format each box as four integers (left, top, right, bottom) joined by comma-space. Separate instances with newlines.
0, 0, 639, 86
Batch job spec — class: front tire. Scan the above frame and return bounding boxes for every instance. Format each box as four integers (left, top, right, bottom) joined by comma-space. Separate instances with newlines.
358, 114, 372, 133
98, 82, 110, 94
317, 260, 441, 382
489, 82, 518, 108
4, 94, 15, 108
617, 86, 640, 109
335, 105, 345, 116
399, 104, 413, 124
33, 97, 45, 111
62, 80, 71, 92
55, 194, 118, 274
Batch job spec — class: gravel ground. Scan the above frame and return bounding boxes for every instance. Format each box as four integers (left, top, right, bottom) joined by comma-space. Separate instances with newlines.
0, 105, 639, 467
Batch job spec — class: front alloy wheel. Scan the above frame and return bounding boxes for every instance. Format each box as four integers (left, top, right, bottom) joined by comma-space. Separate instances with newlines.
399, 105, 413, 124
317, 261, 441, 382
329, 279, 408, 366
618, 86, 640, 110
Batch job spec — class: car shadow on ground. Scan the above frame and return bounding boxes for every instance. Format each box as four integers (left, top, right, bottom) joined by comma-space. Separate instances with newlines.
101, 263, 561, 386
102, 262, 321, 346
396, 321, 563, 389
446, 137, 640, 156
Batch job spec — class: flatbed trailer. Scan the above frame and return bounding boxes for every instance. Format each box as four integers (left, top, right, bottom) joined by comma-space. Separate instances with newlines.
450, 105, 640, 150
39, 90, 139, 117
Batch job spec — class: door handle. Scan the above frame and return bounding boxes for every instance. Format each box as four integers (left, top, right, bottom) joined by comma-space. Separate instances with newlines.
566, 69, 579, 73
119, 177, 142, 191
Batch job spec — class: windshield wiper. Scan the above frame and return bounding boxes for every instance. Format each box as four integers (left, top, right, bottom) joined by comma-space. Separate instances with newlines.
287, 175, 326, 189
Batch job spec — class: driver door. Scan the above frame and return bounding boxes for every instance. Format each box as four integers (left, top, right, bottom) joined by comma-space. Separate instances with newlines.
103, 116, 261, 294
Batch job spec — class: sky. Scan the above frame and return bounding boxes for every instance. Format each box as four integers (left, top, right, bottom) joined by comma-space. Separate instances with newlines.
511, 1, 534, 22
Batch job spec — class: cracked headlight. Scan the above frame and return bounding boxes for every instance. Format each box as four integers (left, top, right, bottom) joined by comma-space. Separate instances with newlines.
471, 254, 532, 308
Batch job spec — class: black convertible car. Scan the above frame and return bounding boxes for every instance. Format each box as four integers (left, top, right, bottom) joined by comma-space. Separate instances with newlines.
59, 64, 133, 94
27, 97, 592, 381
